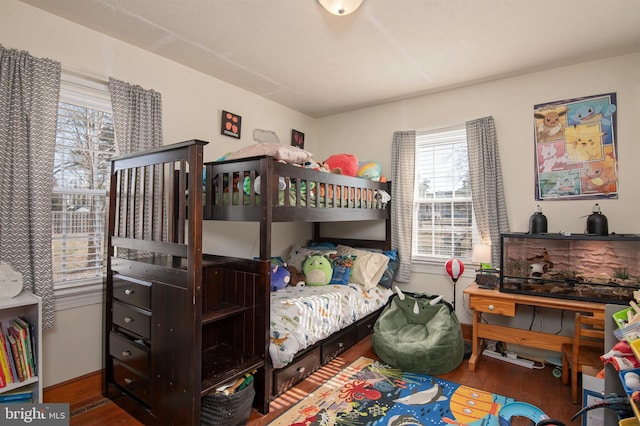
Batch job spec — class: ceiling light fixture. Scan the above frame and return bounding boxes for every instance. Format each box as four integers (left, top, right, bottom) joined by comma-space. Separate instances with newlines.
317, 0, 364, 16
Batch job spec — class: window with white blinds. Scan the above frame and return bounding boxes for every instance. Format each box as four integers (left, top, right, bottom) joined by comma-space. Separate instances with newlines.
52, 74, 116, 289
412, 125, 476, 261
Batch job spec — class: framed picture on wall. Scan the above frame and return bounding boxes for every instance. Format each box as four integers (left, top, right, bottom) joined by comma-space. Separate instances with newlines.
291, 129, 305, 149
221, 110, 242, 139
533, 93, 618, 201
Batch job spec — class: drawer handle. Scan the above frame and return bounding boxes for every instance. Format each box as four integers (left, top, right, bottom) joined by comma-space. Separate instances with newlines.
488, 304, 495, 310
124, 377, 134, 384
124, 317, 134, 323
121, 350, 132, 357
297, 367, 305, 374
124, 289, 135, 295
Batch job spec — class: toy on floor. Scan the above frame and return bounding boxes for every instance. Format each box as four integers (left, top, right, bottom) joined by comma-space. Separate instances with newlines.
497, 401, 559, 425
545, 357, 563, 378
571, 393, 632, 423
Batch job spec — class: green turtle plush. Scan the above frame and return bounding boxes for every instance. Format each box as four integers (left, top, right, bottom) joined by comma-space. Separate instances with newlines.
302, 254, 333, 286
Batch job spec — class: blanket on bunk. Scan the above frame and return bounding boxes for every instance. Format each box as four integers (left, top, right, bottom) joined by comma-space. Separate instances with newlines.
215, 187, 390, 209
269, 284, 393, 369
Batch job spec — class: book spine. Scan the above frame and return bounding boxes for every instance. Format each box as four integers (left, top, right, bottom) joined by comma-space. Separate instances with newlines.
21, 318, 36, 376
0, 333, 11, 384
0, 392, 33, 402
0, 324, 16, 384
10, 320, 31, 379
16, 317, 35, 378
8, 335, 24, 382
0, 357, 5, 388
8, 325, 29, 380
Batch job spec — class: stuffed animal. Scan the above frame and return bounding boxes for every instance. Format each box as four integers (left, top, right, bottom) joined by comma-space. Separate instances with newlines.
325, 154, 359, 177
270, 264, 291, 291
286, 265, 306, 287
357, 161, 382, 181
302, 254, 333, 286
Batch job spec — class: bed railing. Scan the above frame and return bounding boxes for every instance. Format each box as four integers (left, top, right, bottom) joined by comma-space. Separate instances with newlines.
107, 139, 207, 268
203, 155, 390, 223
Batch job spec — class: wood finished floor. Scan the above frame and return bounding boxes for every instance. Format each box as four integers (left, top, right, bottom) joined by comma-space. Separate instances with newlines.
44, 336, 580, 425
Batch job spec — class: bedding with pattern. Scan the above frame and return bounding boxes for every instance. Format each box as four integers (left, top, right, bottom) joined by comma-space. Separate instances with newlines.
268, 284, 392, 368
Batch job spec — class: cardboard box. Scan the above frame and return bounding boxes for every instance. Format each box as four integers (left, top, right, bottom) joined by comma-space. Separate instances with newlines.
582, 366, 605, 426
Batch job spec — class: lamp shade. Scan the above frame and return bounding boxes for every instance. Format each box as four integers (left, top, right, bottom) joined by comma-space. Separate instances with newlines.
472, 243, 492, 268
317, 0, 364, 15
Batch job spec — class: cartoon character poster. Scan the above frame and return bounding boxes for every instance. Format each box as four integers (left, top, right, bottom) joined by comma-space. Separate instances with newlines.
533, 93, 618, 200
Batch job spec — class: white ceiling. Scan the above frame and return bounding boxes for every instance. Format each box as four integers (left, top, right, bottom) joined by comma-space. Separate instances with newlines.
19, 0, 640, 118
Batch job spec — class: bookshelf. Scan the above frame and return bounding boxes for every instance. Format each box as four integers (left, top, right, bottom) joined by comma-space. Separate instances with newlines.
0, 291, 42, 403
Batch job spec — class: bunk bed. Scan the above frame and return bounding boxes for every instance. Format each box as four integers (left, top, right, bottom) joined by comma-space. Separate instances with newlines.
104, 139, 393, 425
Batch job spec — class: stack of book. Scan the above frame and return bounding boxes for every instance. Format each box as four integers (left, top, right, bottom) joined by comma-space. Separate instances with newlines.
0, 389, 33, 403
0, 317, 37, 389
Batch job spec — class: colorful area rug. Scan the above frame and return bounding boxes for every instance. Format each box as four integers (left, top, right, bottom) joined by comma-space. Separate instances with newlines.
272, 356, 515, 425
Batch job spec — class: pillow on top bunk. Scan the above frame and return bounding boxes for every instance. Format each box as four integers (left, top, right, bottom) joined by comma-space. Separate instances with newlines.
336, 245, 389, 291
226, 143, 312, 164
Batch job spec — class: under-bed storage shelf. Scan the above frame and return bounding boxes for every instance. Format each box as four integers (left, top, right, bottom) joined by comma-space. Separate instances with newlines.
201, 303, 251, 324
200, 255, 267, 395
200, 343, 264, 396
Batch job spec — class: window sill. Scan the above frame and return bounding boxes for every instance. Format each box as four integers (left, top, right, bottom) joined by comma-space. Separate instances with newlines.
411, 259, 478, 279
54, 280, 104, 311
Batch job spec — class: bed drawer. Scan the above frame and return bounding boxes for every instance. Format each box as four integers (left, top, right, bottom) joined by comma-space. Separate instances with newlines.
355, 313, 379, 341
109, 332, 150, 377
113, 300, 151, 339
274, 347, 321, 396
321, 327, 356, 364
112, 359, 150, 405
113, 275, 151, 310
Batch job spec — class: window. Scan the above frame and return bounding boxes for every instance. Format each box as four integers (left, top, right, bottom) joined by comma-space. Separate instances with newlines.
52, 74, 116, 300
412, 125, 476, 261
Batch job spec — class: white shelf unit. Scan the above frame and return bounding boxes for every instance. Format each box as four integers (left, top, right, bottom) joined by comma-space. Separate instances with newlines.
0, 291, 42, 403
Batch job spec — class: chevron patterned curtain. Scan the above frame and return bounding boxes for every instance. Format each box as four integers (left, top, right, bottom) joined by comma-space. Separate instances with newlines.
466, 116, 510, 266
0, 46, 61, 328
108, 78, 163, 243
391, 130, 416, 283
108, 77, 162, 155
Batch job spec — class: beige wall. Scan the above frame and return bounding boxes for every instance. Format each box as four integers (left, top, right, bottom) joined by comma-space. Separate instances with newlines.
1, 0, 315, 387
315, 53, 640, 355
2, 0, 639, 385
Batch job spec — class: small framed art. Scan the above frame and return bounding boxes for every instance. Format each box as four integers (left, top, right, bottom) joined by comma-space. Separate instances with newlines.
221, 110, 242, 139
291, 129, 305, 149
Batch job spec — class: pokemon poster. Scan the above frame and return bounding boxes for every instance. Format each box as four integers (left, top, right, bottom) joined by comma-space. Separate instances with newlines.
533, 93, 618, 200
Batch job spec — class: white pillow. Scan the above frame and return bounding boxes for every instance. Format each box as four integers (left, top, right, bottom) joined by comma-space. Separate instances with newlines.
226, 143, 312, 164
286, 245, 337, 271
336, 245, 389, 291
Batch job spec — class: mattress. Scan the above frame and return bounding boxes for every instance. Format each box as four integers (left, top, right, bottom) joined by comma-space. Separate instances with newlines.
268, 283, 392, 369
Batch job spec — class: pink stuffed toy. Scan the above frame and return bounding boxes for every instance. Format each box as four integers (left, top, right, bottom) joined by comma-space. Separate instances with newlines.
325, 154, 359, 177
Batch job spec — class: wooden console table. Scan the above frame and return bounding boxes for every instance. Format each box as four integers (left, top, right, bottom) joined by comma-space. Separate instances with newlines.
464, 283, 605, 371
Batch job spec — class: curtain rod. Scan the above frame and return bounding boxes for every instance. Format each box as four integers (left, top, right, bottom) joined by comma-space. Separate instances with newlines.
61, 67, 109, 89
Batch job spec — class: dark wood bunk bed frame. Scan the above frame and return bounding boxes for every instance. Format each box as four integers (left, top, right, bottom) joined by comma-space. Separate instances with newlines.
104, 139, 391, 425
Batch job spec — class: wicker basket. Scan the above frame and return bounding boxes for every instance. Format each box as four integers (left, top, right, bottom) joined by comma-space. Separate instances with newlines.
201, 381, 255, 426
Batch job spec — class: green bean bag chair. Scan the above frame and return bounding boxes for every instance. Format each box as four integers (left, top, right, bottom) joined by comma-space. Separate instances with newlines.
372, 289, 464, 374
